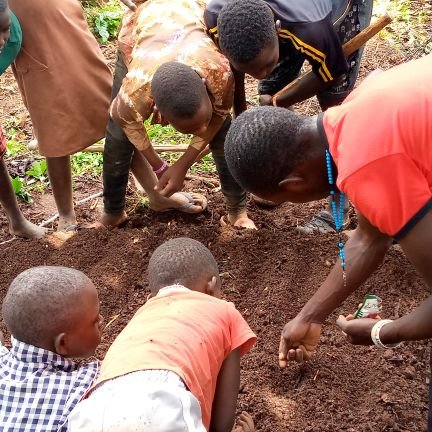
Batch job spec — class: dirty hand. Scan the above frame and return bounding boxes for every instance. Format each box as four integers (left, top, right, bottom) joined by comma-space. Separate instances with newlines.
259, 94, 273, 106
336, 315, 380, 346
154, 163, 187, 197
279, 316, 322, 367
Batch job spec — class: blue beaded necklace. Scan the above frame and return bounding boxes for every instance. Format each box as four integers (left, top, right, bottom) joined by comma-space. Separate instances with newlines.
325, 149, 347, 285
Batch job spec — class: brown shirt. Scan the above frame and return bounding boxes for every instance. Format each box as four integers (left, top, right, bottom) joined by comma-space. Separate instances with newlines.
112, 0, 234, 152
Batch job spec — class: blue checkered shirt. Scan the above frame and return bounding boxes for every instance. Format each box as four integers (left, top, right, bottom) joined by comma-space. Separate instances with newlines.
0, 337, 99, 432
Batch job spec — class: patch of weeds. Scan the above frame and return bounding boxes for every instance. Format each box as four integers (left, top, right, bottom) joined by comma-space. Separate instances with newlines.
5, 138, 28, 158
192, 153, 216, 175
83, 1, 122, 44
10, 176, 32, 203
145, 120, 216, 174
71, 151, 104, 177
375, 0, 432, 57
26, 160, 48, 186
5, 128, 29, 158
145, 120, 191, 146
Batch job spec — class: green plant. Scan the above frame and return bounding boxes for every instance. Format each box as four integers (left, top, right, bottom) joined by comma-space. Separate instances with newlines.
71, 151, 104, 176
84, 1, 122, 43
26, 160, 48, 184
5, 138, 28, 158
10, 176, 32, 203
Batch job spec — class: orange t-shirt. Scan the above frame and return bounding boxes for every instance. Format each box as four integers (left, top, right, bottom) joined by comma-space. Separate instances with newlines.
90, 289, 256, 430
322, 55, 432, 239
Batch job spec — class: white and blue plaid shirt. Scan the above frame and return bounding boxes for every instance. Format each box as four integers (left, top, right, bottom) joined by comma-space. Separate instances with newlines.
0, 337, 99, 432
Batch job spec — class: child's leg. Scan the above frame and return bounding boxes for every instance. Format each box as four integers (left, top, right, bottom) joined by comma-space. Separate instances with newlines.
46, 155, 76, 232
209, 116, 256, 229
0, 158, 46, 238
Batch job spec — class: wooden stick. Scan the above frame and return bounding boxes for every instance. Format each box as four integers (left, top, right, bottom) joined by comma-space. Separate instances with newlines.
84, 143, 212, 162
39, 191, 103, 227
84, 144, 191, 153
273, 14, 392, 104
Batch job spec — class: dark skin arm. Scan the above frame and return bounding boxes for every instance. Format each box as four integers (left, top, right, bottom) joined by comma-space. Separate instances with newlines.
272, 72, 343, 109
232, 68, 247, 117
279, 213, 392, 365
210, 347, 240, 432
337, 210, 432, 344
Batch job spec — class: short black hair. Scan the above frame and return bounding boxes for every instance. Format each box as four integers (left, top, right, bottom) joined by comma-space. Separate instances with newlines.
151, 62, 207, 119
217, 0, 276, 64
148, 237, 219, 293
225, 106, 309, 194
2, 266, 93, 346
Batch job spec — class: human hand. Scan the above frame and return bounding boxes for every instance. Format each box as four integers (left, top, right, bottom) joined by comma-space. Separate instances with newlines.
154, 163, 187, 197
336, 315, 380, 345
259, 94, 273, 106
279, 316, 322, 367
150, 103, 169, 126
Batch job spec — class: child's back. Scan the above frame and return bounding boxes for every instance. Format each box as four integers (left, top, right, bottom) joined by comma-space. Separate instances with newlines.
70, 238, 256, 432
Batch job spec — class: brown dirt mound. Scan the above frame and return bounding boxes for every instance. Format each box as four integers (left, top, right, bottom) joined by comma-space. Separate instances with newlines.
1, 187, 430, 431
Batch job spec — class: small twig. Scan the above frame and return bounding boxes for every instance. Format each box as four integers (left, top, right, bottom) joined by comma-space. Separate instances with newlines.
313, 369, 320, 381
0, 236, 21, 246
39, 191, 103, 227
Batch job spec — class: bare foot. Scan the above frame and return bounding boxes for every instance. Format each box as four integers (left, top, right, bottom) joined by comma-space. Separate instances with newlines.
10, 219, 46, 239
97, 211, 129, 229
57, 213, 78, 232
149, 192, 207, 214
235, 412, 255, 432
226, 211, 257, 230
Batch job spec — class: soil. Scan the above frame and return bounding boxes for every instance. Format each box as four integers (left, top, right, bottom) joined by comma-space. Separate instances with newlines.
1, 30, 431, 432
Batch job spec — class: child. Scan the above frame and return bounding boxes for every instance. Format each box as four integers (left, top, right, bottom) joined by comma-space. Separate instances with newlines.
205, 0, 373, 233
10, 0, 111, 232
69, 237, 257, 431
0, 0, 45, 239
101, 0, 256, 230
0, 266, 103, 431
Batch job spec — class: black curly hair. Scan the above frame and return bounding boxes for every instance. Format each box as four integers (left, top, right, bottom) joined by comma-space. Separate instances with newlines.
217, 0, 277, 64
225, 106, 309, 194
151, 61, 207, 119
148, 238, 219, 293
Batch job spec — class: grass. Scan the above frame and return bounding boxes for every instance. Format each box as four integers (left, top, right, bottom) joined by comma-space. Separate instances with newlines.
82, 1, 122, 44
4, 0, 429, 203
145, 121, 216, 175
375, 0, 431, 57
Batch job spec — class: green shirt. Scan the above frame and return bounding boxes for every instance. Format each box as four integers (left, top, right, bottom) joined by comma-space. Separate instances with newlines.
0, 11, 22, 75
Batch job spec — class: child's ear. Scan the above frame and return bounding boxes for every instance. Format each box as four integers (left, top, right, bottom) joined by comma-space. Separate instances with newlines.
54, 333, 68, 356
205, 276, 218, 296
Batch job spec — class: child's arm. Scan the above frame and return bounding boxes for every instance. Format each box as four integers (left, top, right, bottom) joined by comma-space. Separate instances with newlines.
209, 347, 241, 432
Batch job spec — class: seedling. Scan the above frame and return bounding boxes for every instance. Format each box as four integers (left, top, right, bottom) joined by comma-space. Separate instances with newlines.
10, 176, 32, 203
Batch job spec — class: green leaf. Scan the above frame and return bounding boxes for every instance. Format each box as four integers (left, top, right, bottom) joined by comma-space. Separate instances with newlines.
26, 160, 47, 180
10, 176, 33, 203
